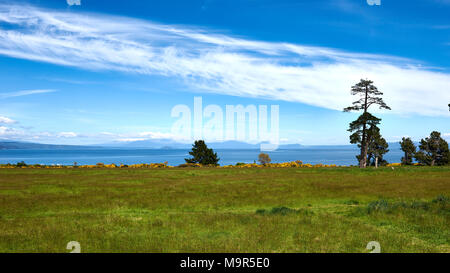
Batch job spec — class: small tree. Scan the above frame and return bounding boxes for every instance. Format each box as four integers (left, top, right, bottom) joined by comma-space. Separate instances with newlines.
185, 140, 220, 166
415, 131, 449, 166
16, 161, 27, 167
344, 79, 391, 168
367, 128, 389, 168
400, 137, 416, 165
354, 124, 389, 167
348, 112, 381, 166
258, 153, 271, 165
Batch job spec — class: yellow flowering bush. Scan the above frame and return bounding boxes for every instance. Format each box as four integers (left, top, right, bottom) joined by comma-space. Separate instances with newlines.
0, 160, 408, 169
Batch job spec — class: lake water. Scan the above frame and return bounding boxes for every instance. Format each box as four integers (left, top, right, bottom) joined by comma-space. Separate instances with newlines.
0, 148, 404, 166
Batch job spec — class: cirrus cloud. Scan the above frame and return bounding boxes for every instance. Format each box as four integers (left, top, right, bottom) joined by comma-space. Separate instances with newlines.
57, 132, 78, 138
0, 116, 16, 124
0, 4, 449, 116
0, 89, 56, 99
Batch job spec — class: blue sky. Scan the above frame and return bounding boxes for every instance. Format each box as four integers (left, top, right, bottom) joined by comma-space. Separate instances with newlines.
0, 0, 449, 145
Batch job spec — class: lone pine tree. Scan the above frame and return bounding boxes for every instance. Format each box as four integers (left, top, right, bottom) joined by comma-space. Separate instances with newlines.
344, 79, 391, 168
185, 140, 220, 166
349, 112, 388, 167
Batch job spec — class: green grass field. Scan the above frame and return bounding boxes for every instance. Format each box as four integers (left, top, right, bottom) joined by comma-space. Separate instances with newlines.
0, 167, 449, 253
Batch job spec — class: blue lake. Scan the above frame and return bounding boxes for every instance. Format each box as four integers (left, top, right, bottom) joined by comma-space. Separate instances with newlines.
0, 148, 404, 166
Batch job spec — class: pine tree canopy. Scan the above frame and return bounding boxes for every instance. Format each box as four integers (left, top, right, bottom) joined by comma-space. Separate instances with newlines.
185, 140, 220, 166
400, 137, 416, 165
343, 79, 391, 112
415, 131, 449, 166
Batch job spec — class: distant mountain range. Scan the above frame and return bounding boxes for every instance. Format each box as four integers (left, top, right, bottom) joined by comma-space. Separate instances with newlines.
103, 140, 268, 149
92, 139, 318, 150
0, 140, 97, 150
84, 139, 404, 150
0, 139, 404, 150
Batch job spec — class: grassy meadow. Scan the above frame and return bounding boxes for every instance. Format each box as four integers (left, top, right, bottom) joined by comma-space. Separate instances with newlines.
0, 166, 449, 253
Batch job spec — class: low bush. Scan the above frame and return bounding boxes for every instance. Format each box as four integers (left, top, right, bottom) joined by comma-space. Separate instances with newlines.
366, 196, 449, 214
432, 195, 450, 204
255, 206, 313, 216
16, 161, 27, 167
344, 199, 360, 205
367, 199, 389, 213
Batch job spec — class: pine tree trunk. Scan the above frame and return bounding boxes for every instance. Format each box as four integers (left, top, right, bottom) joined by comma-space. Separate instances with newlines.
360, 123, 367, 168
375, 157, 378, 168
363, 141, 369, 168
359, 147, 365, 168
360, 84, 369, 168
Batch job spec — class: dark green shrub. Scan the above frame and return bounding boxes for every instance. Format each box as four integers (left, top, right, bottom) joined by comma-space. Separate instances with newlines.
270, 206, 297, 215
255, 206, 313, 216
366, 197, 447, 215
255, 209, 266, 215
410, 201, 429, 210
185, 140, 219, 166
432, 195, 449, 204
344, 200, 359, 205
16, 161, 27, 167
367, 199, 389, 213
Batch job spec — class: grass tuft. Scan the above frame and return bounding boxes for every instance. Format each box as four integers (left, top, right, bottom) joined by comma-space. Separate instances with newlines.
255, 206, 314, 216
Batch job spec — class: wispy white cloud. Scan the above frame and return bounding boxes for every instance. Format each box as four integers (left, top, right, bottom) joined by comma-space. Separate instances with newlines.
0, 89, 56, 99
0, 121, 181, 143
0, 126, 82, 141
138, 131, 178, 139
0, 4, 449, 116
0, 125, 25, 138
57, 132, 78, 138
105, 131, 185, 142
0, 116, 16, 124
443, 133, 450, 142
0, 126, 80, 142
